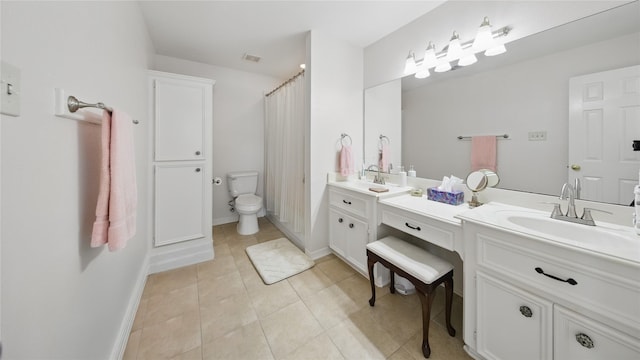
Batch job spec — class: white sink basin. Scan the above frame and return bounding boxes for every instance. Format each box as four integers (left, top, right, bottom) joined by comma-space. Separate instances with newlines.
491, 208, 639, 259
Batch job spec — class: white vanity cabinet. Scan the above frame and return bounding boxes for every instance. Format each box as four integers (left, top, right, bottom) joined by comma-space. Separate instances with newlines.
328, 186, 375, 274
462, 221, 640, 360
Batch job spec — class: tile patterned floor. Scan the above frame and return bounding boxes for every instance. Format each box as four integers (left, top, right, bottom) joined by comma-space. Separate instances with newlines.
124, 218, 472, 360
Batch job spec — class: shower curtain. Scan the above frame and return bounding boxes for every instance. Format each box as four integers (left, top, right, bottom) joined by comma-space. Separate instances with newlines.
264, 71, 305, 234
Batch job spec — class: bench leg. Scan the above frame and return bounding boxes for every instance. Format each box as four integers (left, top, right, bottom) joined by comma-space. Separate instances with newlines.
367, 256, 376, 307
416, 289, 436, 358
389, 270, 396, 294
445, 276, 456, 337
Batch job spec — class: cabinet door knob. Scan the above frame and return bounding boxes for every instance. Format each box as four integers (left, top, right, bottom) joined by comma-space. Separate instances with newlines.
338, 218, 343, 223
349, 223, 354, 229
195, 168, 201, 172
519, 305, 533, 318
195, 151, 201, 156
575, 333, 594, 349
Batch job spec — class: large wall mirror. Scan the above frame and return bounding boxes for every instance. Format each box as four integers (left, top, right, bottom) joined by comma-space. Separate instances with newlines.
364, 1, 640, 205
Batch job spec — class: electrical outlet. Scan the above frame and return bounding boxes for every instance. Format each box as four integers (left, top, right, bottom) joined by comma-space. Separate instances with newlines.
528, 131, 547, 141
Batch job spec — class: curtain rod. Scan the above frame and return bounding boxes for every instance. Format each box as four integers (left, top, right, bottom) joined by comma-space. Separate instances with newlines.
265, 70, 305, 97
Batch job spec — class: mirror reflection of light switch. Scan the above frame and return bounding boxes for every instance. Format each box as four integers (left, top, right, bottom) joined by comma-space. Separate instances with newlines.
1, 61, 21, 117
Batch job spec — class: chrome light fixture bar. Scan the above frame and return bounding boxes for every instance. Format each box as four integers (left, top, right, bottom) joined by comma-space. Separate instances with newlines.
405, 18, 512, 79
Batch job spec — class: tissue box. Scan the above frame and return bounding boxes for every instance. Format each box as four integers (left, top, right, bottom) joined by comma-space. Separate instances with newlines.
427, 187, 464, 205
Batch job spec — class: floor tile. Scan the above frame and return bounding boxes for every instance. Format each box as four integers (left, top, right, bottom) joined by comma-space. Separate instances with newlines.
401, 325, 472, 360
316, 257, 357, 283
303, 283, 362, 330
247, 279, 300, 318
288, 266, 334, 299
327, 310, 401, 360
260, 301, 324, 359
280, 333, 345, 360
144, 284, 199, 327
144, 265, 198, 298
200, 292, 258, 344
136, 310, 201, 360
197, 255, 237, 279
202, 321, 273, 360
198, 270, 246, 304
122, 329, 141, 360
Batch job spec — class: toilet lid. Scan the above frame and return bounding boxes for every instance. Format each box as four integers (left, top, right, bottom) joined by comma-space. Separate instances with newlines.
236, 194, 262, 207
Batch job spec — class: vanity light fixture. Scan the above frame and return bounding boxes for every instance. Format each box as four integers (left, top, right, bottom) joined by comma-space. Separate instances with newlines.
406, 17, 511, 79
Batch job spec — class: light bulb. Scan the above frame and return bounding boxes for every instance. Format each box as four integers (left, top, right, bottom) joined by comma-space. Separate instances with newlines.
458, 52, 478, 66
434, 61, 451, 73
415, 63, 430, 79
445, 32, 463, 62
422, 42, 438, 69
403, 51, 417, 75
472, 17, 495, 51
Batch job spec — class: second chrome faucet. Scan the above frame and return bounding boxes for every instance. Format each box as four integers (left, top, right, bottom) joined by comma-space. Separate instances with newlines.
551, 182, 611, 226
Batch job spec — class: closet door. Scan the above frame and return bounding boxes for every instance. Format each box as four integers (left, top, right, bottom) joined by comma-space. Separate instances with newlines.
154, 164, 205, 246
153, 77, 206, 161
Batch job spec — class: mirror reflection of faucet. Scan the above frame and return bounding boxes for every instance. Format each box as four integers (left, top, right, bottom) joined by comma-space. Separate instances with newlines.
551, 182, 611, 226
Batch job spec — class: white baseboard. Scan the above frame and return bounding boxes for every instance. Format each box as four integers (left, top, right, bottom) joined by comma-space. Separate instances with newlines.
148, 238, 214, 274
306, 246, 332, 260
111, 253, 149, 360
213, 215, 237, 226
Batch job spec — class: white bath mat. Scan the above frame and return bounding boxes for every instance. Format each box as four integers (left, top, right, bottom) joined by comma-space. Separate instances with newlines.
246, 238, 315, 285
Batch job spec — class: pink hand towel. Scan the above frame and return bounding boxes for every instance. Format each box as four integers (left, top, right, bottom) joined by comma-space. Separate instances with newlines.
471, 135, 497, 171
339, 145, 353, 176
379, 144, 390, 173
91, 109, 137, 251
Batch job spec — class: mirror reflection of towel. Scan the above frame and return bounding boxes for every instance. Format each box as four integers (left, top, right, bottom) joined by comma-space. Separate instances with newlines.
379, 144, 390, 172
339, 145, 353, 176
471, 136, 497, 171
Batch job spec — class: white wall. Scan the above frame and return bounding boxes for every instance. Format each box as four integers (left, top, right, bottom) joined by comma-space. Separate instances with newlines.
1, 2, 154, 359
402, 32, 640, 195
364, 0, 627, 88
305, 31, 364, 257
153, 55, 282, 226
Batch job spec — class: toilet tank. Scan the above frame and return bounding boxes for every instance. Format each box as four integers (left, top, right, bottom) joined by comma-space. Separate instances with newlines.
227, 171, 259, 197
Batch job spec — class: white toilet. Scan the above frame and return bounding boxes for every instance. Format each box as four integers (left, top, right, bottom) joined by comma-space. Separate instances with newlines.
227, 171, 263, 235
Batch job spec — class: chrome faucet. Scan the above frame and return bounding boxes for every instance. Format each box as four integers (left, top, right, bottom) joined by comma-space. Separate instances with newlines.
551, 182, 611, 226
559, 183, 578, 218
366, 165, 385, 185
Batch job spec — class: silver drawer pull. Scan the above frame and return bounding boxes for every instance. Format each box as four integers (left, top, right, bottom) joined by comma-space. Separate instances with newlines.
405, 222, 421, 231
342, 200, 352, 205
534, 267, 577, 285
519, 306, 532, 318
576, 333, 594, 349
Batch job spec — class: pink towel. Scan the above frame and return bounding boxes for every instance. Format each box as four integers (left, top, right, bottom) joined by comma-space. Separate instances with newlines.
339, 145, 353, 176
471, 135, 497, 171
379, 144, 390, 172
91, 109, 137, 251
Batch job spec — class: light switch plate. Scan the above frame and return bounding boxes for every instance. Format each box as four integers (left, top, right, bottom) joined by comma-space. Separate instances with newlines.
1, 61, 21, 117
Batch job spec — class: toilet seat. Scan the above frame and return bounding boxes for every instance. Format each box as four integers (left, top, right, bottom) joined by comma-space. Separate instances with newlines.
235, 194, 262, 212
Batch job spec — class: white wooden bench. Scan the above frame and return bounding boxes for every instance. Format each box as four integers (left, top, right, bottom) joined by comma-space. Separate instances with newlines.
366, 236, 455, 358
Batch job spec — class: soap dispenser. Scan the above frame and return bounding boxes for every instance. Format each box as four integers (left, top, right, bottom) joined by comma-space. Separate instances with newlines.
408, 165, 416, 177
399, 166, 407, 187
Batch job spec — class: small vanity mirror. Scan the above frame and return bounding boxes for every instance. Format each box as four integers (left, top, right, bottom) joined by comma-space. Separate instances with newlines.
466, 169, 500, 207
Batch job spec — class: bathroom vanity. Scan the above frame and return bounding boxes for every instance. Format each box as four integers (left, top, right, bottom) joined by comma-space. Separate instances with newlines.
327, 176, 640, 360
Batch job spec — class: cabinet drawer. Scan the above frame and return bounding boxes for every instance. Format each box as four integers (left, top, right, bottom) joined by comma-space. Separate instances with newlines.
381, 208, 455, 250
554, 305, 640, 360
477, 233, 640, 331
329, 189, 369, 218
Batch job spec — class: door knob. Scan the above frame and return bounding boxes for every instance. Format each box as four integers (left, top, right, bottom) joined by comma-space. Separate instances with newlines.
570, 164, 581, 171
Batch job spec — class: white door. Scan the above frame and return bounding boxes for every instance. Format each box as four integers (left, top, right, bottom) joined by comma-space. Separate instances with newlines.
154, 77, 206, 161
568, 65, 640, 205
154, 164, 205, 246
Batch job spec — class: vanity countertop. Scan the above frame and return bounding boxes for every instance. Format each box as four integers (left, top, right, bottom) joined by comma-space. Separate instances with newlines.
378, 193, 470, 226
328, 180, 412, 198
456, 202, 640, 264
